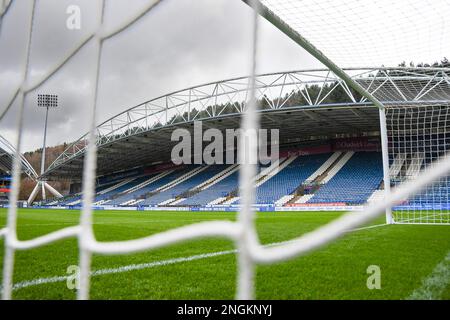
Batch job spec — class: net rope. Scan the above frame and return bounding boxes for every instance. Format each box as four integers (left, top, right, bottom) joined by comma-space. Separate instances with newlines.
259, 0, 450, 68
1, 0, 450, 300
387, 104, 450, 224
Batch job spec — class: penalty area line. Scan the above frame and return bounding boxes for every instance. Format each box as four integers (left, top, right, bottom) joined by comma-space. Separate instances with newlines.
0, 223, 388, 293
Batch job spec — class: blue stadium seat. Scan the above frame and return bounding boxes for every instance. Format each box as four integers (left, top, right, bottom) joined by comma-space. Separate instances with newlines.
254, 153, 331, 204
140, 165, 231, 206
308, 152, 383, 204
181, 170, 239, 206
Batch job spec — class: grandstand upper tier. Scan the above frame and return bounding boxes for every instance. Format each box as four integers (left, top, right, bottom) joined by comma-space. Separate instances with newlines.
41, 67, 450, 181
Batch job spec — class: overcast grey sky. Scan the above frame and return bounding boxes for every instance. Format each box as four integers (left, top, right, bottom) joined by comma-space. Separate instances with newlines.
1, 0, 449, 153
0, 0, 319, 152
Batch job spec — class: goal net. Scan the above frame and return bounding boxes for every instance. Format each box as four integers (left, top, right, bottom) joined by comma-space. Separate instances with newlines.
252, 0, 450, 226
387, 105, 450, 224
1, 0, 450, 301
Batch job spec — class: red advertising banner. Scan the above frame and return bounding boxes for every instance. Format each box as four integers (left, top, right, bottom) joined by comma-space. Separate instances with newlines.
279, 137, 380, 159
280, 145, 332, 158
332, 137, 381, 152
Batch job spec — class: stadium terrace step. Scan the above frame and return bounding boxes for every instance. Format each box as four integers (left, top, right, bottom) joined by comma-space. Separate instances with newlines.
251, 153, 332, 205
200, 165, 239, 190
66, 199, 81, 206
406, 152, 425, 180
195, 164, 239, 191
307, 152, 383, 205
321, 151, 354, 183
142, 165, 233, 206
367, 189, 385, 204
255, 155, 297, 187
158, 198, 176, 206
389, 154, 407, 178
275, 194, 294, 206
207, 197, 227, 206
93, 199, 111, 206
222, 197, 239, 205
124, 170, 173, 194
156, 166, 207, 192
129, 199, 144, 206
253, 157, 286, 182
294, 194, 314, 204
92, 175, 154, 204
98, 177, 137, 195
180, 169, 240, 206
107, 169, 189, 206
120, 199, 136, 206
304, 151, 342, 184
169, 198, 186, 206
57, 182, 113, 206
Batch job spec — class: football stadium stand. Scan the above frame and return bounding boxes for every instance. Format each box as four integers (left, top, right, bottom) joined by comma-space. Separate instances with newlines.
140, 165, 232, 206
307, 152, 383, 204
109, 167, 193, 206
407, 154, 449, 206
180, 169, 240, 207
254, 153, 332, 204
44, 150, 392, 208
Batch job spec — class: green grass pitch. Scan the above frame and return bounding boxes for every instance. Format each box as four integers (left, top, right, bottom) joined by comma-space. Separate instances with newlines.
0, 208, 449, 299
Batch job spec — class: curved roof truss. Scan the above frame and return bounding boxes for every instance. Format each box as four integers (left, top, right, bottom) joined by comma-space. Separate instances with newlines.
0, 134, 38, 180
44, 67, 450, 178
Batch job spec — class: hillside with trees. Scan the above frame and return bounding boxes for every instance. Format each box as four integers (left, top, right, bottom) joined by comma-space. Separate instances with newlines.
20, 144, 71, 200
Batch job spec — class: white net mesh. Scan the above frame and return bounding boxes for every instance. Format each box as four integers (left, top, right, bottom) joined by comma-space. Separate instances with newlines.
254, 0, 450, 227
387, 104, 450, 224
259, 0, 450, 68
1, 0, 450, 301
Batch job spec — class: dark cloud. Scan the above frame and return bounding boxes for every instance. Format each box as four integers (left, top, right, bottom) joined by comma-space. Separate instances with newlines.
0, 0, 315, 152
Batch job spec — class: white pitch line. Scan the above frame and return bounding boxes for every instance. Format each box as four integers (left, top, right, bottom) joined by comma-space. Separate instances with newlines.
407, 250, 450, 300
0, 223, 387, 293
8, 249, 238, 292
2, 249, 239, 293
346, 223, 387, 232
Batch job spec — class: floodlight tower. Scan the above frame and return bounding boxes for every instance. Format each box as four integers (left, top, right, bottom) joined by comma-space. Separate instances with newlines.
28, 94, 63, 203
38, 94, 57, 198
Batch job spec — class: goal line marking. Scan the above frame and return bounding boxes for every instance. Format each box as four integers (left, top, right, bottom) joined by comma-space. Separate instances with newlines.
0, 223, 386, 293
407, 250, 450, 300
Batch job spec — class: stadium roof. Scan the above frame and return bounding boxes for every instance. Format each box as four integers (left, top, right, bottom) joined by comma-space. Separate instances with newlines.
41, 67, 450, 180
0, 134, 37, 179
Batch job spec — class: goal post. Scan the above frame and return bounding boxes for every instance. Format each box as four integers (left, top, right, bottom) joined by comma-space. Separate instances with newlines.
386, 104, 450, 224
379, 107, 393, 224
243, 0, 450, 225
241, 0, 396, 223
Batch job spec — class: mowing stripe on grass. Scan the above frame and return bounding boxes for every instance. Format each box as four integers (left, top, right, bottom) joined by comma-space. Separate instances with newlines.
407, 250, 450, 300
9, 249, 237, 291
6, 220, 227, 228
0, 223, 387, 293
